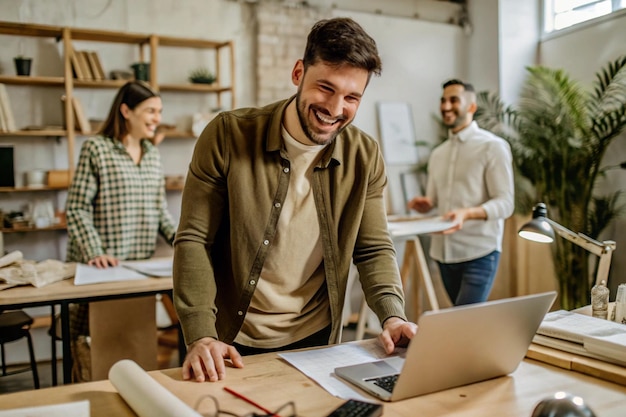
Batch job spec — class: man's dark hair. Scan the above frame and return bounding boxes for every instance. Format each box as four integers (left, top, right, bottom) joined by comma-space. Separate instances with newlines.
302, 17, 382, 77
442, 79, 475, 92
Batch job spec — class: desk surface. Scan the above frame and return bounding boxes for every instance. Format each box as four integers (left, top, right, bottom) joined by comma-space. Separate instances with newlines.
1, 344, 626, 416
0, 276, 172, 308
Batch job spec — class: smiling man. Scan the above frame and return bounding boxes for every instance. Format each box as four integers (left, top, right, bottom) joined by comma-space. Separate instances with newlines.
173, 17, 417, 383
407, 79, 514, 306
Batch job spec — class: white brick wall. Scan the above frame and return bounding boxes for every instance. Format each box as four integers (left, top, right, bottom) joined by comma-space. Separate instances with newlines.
256, 4, 330, 105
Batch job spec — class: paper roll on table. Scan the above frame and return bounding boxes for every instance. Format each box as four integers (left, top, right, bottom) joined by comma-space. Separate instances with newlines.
109, 360, 202, 417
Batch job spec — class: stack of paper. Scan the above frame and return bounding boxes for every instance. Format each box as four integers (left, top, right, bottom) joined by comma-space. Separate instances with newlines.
534, 310, 626, 366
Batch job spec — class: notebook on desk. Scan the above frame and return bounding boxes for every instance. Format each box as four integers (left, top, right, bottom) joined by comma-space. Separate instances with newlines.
335, 291, 557, 402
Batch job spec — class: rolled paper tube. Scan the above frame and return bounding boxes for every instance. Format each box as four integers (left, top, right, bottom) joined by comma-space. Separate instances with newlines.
109, 359, 201, 417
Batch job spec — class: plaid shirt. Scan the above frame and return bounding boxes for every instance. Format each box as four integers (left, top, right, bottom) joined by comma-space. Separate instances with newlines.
66, 136, 176, 263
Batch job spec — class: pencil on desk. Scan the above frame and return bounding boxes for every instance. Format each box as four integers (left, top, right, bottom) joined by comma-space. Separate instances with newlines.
223, 386, 279, 417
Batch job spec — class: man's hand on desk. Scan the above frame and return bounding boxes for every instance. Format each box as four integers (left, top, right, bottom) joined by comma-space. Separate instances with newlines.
379, 317, 418, 354
182, 337, 244, 382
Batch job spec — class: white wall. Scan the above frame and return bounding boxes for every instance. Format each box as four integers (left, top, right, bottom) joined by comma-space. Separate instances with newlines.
539, 12, 626, 297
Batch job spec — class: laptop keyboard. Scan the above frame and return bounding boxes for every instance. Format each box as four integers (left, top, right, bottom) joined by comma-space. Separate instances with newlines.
366, 374, 399, 393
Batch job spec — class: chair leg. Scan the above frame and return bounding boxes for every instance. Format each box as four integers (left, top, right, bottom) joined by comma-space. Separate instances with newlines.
1, 342, 6, 376
25, 332, 40, 389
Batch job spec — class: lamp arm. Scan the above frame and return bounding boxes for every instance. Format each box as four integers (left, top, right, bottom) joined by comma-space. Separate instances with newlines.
544, 218, 616, 257
544, 218, 616, 287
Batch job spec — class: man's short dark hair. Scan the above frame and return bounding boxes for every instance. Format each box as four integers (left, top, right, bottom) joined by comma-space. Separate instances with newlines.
303, 17, 382, 77
442, 79, 475, 93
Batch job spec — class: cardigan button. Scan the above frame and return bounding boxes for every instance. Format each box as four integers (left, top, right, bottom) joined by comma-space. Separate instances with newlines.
249, 280, 256, 286
237, 310, 243, 316
283, 167, 290, 173
274, 202, 281, 208
263, 240, 269, 245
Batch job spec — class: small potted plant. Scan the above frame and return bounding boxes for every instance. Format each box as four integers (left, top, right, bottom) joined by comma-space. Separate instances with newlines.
189, 67, 216, 85
14, 55, 33, 76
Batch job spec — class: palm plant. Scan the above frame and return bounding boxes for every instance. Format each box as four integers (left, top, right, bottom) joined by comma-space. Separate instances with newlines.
474, 56, 626, 310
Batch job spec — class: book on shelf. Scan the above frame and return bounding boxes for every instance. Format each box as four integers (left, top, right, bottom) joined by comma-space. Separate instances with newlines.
0, 83, 17, 132
62, 95, 91, 134
70, 48, 86, 80
87, 51, 106, 80
72, 96, 91, 134
78, 51, 94, 80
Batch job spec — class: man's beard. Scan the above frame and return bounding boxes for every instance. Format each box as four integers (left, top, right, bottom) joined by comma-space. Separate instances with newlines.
296, 92, 348, 146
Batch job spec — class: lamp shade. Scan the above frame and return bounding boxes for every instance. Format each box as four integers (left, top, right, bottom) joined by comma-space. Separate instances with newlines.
518, 203, 555, 243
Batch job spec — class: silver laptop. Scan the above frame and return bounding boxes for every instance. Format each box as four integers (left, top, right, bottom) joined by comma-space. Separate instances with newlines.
335, 291, 556, 402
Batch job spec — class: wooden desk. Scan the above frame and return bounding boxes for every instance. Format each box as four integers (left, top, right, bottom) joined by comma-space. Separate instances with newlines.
0, 276, 173, 385
1, 343, 625, 416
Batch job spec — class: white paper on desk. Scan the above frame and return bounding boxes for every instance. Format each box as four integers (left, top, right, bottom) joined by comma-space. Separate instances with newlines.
279, 339, 404, 401
121, 258, 173, 277
387, 216, 457, 238
109, 359, 201, 417
74, 263, 146, 285
0, 400, 90, 417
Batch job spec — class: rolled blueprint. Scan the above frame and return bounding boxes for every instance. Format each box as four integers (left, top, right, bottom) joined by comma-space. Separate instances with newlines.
109, 359, 202, 417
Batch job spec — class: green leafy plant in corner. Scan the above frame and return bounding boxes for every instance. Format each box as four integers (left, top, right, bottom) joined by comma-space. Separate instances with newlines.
188, 67, 216, 85
474, 56, 626, 310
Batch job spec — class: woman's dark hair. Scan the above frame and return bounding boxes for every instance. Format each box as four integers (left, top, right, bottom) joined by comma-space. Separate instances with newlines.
302, 17, 382, 77
99, 80, 159, 140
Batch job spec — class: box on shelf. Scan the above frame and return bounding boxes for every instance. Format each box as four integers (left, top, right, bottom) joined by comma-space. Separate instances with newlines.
48, 170, 70, 188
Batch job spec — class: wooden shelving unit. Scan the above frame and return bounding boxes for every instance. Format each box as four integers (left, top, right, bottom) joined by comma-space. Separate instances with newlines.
0, 20, 235, 248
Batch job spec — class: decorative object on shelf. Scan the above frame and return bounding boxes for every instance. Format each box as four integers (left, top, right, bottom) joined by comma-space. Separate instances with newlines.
13, 56, 32, 76
591, 280, 610, 320
131, 62, 150, 81
0, 83, 16, 132
475, 56, 626, 310
47, 170, 70, 188
0, 145, 15, 187
24, 169, 47, 189
615, 284, 626, 324
110, 70, 133, 80
188, 67, 216, 84
191, 110, 220, 137
165, 175, 185, 189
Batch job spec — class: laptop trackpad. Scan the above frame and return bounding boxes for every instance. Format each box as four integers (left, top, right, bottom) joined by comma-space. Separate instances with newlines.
371, 357, 403, 374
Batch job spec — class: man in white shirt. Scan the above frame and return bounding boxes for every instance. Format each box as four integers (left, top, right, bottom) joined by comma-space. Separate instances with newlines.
408, 79, 514, 305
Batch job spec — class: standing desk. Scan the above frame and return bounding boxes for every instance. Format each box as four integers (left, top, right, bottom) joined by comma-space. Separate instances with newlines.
1, 342, 625, 416
355, 216, 447, 339
0, 276, 173, 385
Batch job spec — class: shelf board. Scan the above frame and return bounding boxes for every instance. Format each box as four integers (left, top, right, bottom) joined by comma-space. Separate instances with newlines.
158, 35, 227, 49
1, 224, 67, 233
0, 75, 65, 86
159, 83, 232, 93
0, 129, 67, 137
73, 79, 129, 89
0, 22, 63, 38
70, 27, 151, 44
163, 129, 195, 139
0, 186, 68, 192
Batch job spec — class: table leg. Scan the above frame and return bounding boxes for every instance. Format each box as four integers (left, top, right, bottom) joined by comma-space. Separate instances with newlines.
60, 301, 72, 384
49, 304, 57, 386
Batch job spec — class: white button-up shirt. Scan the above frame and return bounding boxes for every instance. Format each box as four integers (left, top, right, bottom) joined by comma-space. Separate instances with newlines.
426, 121, 514, 263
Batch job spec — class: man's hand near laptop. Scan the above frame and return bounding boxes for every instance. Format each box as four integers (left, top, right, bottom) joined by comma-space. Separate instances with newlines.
183, 318, 417, 382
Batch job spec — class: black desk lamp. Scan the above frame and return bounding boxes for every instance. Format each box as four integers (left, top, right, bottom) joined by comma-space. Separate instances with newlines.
518, 203, 616, 288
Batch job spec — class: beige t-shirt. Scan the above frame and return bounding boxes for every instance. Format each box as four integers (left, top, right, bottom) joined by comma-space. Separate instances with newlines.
235, 127, 331, 348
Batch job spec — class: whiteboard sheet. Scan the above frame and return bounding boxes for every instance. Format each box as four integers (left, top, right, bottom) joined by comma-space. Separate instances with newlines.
387, 216, 457, 237
74, 263, 146, 286
279, 339, 404, 400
